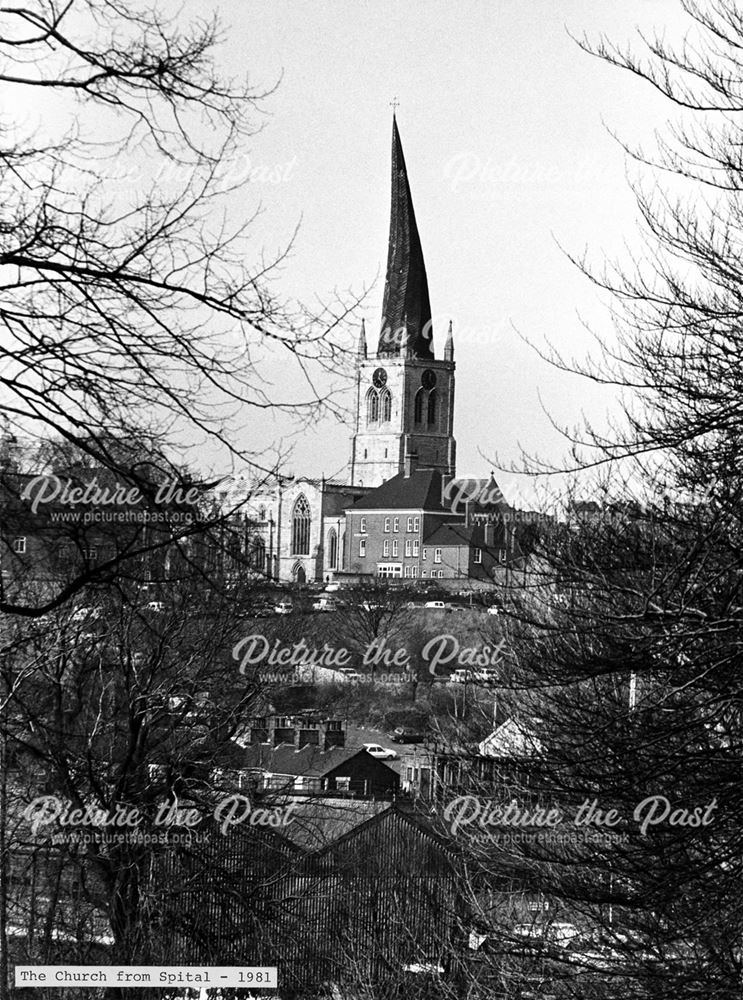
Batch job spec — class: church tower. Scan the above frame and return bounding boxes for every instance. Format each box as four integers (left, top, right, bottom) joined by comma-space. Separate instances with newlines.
350, 116, 456, 488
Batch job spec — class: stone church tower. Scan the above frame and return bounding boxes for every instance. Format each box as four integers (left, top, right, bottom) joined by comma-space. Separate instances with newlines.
350, 116, 456, 488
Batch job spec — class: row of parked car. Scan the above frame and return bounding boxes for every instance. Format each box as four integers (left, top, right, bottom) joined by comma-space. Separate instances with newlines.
256, 597, 502, 618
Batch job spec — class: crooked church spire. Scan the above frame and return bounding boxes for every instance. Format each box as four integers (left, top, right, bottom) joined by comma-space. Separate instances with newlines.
378, 116, 434, 359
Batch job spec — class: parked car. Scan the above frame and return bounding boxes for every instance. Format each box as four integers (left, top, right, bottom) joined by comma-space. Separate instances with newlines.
336, 667, 363, 682
251, 603, 273, 618
424, 600, 447, 610
362, 743, 398, 760
312, 596, 339, 612
486, 605, 500, 616
448, 668, 474, 684
390, 727, 426, 744
274, 601, 293, 615
145, 600, 165, 613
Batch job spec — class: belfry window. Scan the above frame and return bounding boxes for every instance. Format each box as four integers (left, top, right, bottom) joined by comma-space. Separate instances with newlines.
291, 494, 311, 555
380, 388, 392, 422
366, 388, 379, 424
414, 388, 425, 425
427, 389, 437, 426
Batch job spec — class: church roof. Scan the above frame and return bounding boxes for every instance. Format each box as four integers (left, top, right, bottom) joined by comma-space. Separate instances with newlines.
378, 116, 434, 360
352, 468, 453, 512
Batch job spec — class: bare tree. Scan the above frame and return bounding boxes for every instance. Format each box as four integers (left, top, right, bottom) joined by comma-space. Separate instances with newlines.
0, 1, 364, 615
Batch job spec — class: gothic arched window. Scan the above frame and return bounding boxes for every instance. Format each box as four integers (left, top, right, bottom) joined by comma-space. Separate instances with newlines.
380, 388, 392, 423
291, 494, 311, 555
414, 388, 426, 425
366, 388, 379, 424
427, 389, 437, 427
327, 528, 338, 569
250, 535, 266, 571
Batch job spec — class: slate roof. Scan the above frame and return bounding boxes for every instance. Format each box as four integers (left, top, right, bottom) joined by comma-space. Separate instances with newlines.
377, 116, 434, 360
424, 521, 507, 547
243, 744, 376, 778
352, 468, 454, 513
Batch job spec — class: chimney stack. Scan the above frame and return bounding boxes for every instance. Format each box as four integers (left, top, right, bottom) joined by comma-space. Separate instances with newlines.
404, 451, 417, 478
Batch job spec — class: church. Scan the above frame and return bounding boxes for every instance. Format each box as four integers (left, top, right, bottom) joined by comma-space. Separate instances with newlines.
227, 116, 514, 587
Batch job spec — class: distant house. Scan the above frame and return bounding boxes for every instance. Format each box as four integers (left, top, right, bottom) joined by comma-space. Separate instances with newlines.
478, 719, 543, 758
243, 744, 400, 800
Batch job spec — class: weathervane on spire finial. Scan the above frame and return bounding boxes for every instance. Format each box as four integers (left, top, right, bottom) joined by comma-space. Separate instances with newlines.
390, 96, 400, 114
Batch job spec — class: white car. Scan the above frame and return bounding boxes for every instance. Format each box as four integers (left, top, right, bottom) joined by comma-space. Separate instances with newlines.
336, 668, 363, 682
486, 605, 500, 616
145, 600, 165, 612
274, 601, 293, 615
362, 743, 398, 760
312, 596, 339, 612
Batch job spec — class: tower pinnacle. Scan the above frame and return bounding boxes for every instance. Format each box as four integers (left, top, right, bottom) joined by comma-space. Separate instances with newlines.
357, 318, 367, 359
444, 320, 454, 361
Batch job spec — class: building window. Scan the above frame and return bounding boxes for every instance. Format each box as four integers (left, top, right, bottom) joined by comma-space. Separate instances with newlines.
393, 517, 399, 532
384, 517, 391, 532
392, 539, 398, 556
82, 547, 98, 561
422, 548, 427, 560
12, 537, 26, 554
359, 538, 366, 557
380, 388, 392, 422
421, 569, 427, 577
405, 539, 412, 556
404, 565, 411, 578
328, 529, 338, 569
360, 517, 367, 533
413, 540, 419, 556
414, 388, 425, 425
427, 389, 437, 426
411, 565, 419, 577
366, 387, 379, 423
474, 547, 482, 564
413, 516, 420, 532
251, 535, 266, 571
364, 449, 368, 459
383, 539, 390, 557
499, 549, 507, 564
291, 494, 311, 555
377, 563, 402, 578
434, 548, 442, 564
258, 505, 266, 521
407, 516, 413, 532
